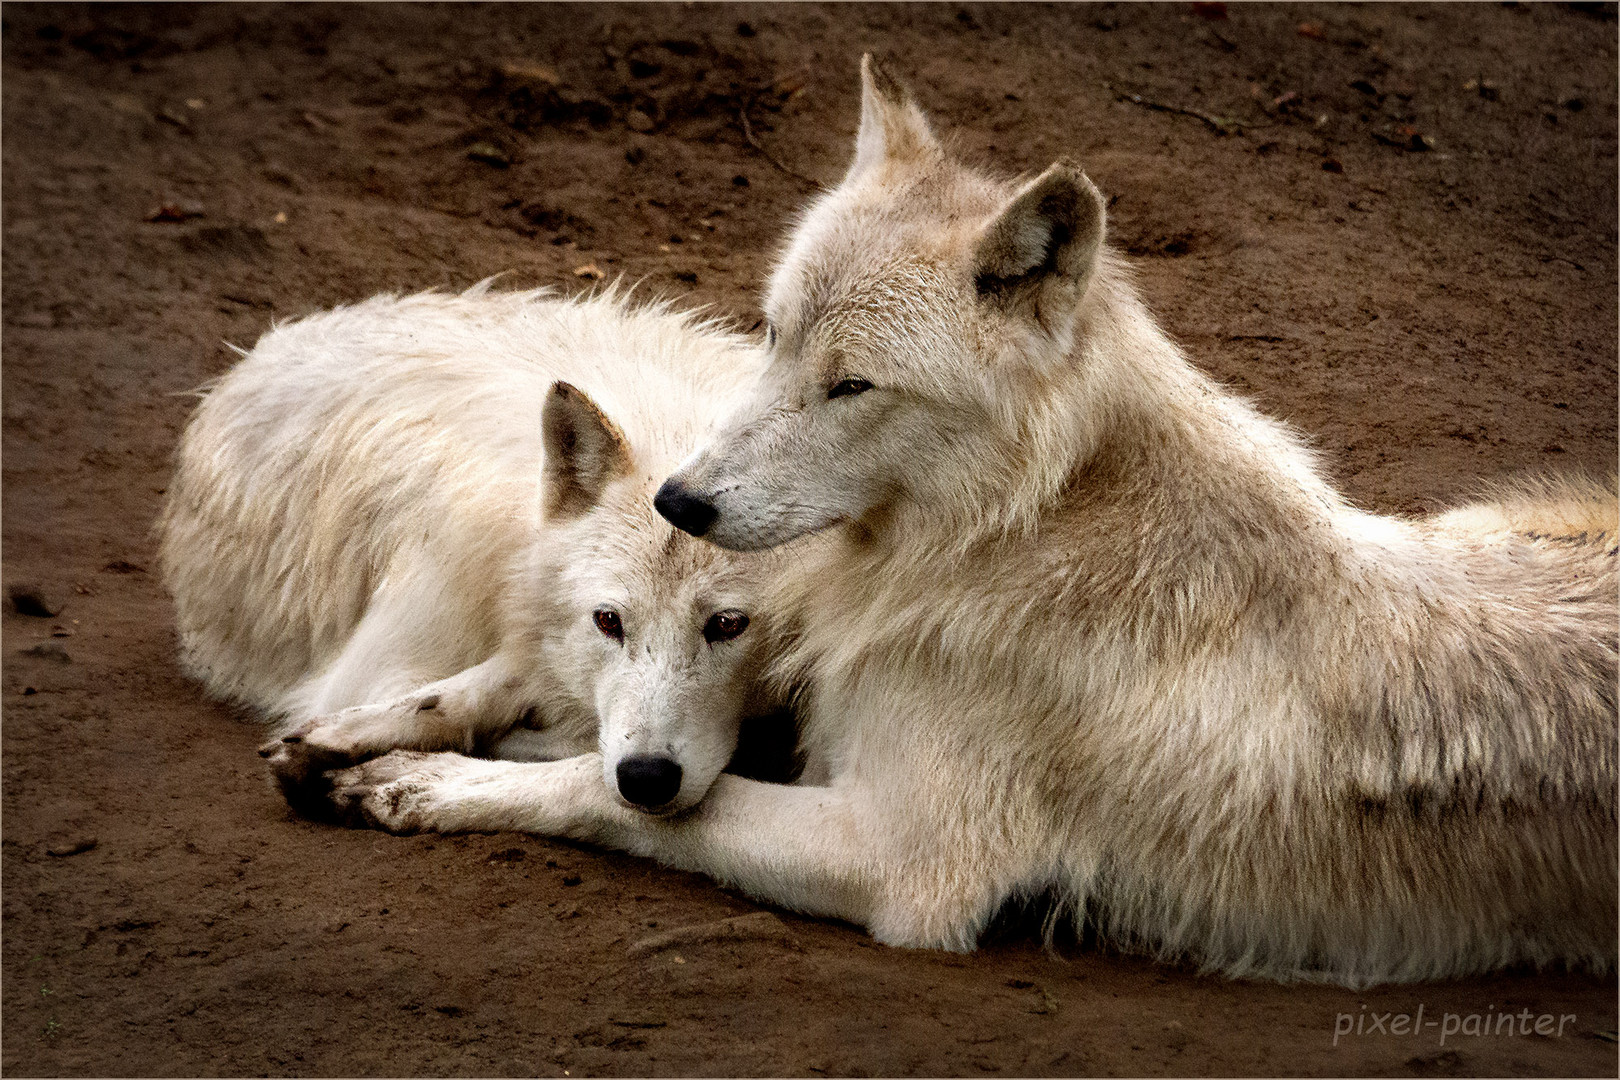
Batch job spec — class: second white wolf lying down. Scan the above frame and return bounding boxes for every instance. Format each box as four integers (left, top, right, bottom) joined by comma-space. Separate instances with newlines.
320, 64, 1616, 986
159, 286, 797, 815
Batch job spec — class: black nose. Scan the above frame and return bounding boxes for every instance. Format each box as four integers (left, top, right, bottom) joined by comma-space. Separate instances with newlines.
654, 478, 719, 537
616, 755, 683, 808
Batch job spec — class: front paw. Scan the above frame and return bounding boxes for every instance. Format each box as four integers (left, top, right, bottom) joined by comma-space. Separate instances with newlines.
327, 750, 456, 834
259, 733, 355, 823
259, 714, 379, 818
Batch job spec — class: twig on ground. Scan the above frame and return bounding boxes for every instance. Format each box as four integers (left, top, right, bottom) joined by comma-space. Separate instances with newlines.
739, 101, 825, 189
1106, 83, 1262, 136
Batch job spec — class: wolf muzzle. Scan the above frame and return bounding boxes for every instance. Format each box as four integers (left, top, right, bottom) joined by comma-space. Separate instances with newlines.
616, 754, 683, 809
654, 478, 719, 537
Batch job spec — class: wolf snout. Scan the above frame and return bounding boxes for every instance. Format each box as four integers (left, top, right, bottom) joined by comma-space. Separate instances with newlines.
654, 478, 718, 537
616, 754, 684, 809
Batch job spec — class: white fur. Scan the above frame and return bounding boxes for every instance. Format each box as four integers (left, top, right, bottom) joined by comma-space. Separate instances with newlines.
160, 285, 795, 812
324, 62, 1617, 986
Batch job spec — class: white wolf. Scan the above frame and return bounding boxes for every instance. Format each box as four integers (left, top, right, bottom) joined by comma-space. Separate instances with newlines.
159, 285, 798, 816
323, 61, 1617, 985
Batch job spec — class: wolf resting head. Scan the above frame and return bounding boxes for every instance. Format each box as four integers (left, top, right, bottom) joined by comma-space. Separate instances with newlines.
658, 55, 1110, 551
542, 380, 780, 813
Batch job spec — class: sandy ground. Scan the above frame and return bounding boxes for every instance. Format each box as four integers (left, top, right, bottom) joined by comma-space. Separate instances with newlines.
3, 3, 1617, 1076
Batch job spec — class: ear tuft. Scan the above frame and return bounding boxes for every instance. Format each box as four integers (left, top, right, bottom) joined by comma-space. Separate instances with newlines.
863, 53, 908, 108
971, 160, 1107, 328
542, 381, 632, 518
849, 53, 940, 179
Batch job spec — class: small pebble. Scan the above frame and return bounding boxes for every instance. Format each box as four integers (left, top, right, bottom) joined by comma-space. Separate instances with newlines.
466, 142, 511, 167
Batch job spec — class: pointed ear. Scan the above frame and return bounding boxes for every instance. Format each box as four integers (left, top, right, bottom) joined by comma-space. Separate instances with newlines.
847, 53, 940, 180
542, 381, 632, 518
971, 160, 1108, 330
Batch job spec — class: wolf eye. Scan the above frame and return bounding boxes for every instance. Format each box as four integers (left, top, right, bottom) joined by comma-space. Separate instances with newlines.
593, 609, 624, 643
828, 378, 874, 400
765, 324, 778, 348
703, 610, 749, 644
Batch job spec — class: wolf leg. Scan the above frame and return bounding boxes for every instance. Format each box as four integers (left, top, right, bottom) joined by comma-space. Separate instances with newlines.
263, 655, 533, 818
486, 726, 593, 762
271, 654, 529, 757
329, 751, 880, 931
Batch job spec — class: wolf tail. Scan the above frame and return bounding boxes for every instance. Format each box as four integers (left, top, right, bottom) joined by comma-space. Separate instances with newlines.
1430, 471, 1618, 542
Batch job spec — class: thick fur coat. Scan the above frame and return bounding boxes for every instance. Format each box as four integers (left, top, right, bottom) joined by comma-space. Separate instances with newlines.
161, 286, 792, 812
323, 63, 1617, 986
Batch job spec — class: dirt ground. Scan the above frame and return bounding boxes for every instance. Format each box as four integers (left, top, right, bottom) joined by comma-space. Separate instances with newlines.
3, 3, 1616, 1076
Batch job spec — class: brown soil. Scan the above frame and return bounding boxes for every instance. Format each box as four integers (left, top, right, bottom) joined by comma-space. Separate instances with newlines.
3, 3, 1616, 1076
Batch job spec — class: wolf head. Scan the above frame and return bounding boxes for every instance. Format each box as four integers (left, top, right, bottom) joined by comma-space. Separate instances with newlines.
540, 380, 781, 814
657, 55, 1109, 551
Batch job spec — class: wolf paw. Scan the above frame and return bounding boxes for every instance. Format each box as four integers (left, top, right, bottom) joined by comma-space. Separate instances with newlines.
259, 725, 366, 822
327, 750, 456, 834
259, 703, 413, 819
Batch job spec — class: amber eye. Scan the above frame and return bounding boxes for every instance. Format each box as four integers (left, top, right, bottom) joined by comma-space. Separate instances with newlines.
828, 377, 873, 400
593, 609, 623, 643
703, 610, 750, 644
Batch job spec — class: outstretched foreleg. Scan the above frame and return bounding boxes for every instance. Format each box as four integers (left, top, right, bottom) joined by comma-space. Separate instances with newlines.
328, 750, 880, 931
264, 655, 538, 817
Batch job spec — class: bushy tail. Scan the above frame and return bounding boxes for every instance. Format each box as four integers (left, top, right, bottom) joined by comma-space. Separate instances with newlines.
1430, 472, 1618, 542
